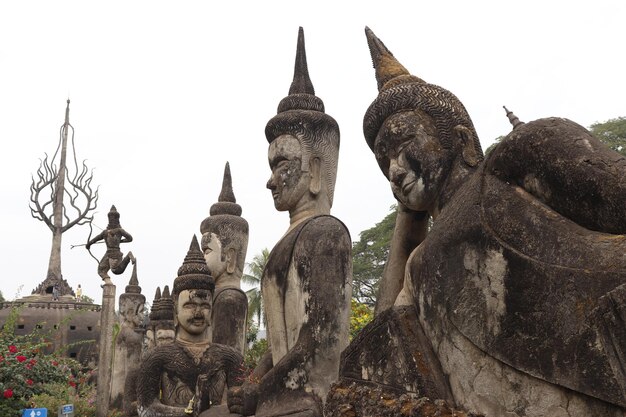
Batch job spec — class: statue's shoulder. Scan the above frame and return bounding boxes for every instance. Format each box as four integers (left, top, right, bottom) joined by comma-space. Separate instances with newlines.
205, 342, 243, 365
298, 215, 351, 243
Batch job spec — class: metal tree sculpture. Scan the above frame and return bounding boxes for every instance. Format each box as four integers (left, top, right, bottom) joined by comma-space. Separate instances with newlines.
29, 100, 99, 286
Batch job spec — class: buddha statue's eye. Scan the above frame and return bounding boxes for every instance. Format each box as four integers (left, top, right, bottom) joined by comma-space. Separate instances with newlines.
375, 142, 388, 160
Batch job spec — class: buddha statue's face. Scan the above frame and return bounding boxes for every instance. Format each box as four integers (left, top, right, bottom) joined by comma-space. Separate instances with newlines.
267, 135, 311, 212
375, 110, 450, 212
120, 299, 144, 327
175, 289, 212, 339
202, 233, 227, 279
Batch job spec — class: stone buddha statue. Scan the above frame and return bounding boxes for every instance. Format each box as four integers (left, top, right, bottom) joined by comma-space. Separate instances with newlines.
200, 162, 249, 355
227, 27, 352, 417
111, 264, 146, 410
331, 27, 626, 417
136, 236, 244, 417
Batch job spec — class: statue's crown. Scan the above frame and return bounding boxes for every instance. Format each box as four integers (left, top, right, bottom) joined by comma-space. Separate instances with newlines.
173, 236, 214, 297
265, 27, 338, 143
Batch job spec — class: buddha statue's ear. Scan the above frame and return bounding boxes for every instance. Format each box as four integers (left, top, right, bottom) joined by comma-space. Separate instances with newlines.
309, 157, 321, 196
226, 247, 237, 274
454, 125, 480, 167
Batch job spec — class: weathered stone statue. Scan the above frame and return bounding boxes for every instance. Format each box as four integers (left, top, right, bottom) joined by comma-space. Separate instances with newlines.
227, 27, 352, 417
125, 286, 175, 417
329, 27, 626, 417
86, 205, 135, 284
136, 236, 244, 417
111, 264, 146, 410
200, 162, 249, 355
143, 287, 162, 353
153, 286, 176, 346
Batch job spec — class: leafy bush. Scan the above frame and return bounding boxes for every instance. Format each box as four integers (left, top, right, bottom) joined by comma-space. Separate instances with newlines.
244, 338, 268, 372
350, 299, 374, 340
29, 381, 96, 417
0, 305, 90, 415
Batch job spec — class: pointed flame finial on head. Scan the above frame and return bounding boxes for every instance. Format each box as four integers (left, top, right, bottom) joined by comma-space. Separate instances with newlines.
125, 261, 141, 294
162, 285, 171, 299
365, 26, 421, 92
503, 106, 524, 130
289, 27, 315, 95
218, 162, 236, 203
274, 27, 325, 115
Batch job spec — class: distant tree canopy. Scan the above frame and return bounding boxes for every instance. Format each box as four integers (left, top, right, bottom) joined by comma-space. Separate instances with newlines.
0, 290, 5, 303
352, 205, 397, 307
589, 117, 626, 156
78, 294, 94, 304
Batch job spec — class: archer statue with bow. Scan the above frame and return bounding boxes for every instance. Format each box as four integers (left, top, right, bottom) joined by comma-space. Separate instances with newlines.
86, 205, 136, 284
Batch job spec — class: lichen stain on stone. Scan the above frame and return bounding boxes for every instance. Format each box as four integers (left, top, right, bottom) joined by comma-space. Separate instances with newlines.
285, 367, 307, 390
463, 248, 508, 335
523, 173, 552, 203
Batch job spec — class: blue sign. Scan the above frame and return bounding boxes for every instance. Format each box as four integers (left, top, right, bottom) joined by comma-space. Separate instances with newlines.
61, 404, 74, 414
22, 409, 47, 417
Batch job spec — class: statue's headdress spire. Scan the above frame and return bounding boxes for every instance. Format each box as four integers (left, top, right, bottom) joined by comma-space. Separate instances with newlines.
201, 162, 247, 234
125, 261, 141, 294
289, 27, 315, 96
210, 162, 241, 216
365, 26, 423, 92
272, 27, 326, 117
503, 106, 525, 130
119, 260, 144, 305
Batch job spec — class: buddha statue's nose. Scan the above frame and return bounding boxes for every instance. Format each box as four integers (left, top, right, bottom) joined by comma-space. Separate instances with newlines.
389, 159, 407, 186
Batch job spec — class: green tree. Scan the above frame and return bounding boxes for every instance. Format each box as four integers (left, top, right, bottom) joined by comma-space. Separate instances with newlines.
484, 135, 505, 155
0, 290, 5, 303
350, 300, 374, 340
352, 206, 397, 307
243, 248, 270, 328
77, 294, 94, 304
589, 116, 626, 156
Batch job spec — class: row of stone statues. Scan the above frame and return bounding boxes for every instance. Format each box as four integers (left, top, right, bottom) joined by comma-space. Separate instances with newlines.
98, 25, 624, 417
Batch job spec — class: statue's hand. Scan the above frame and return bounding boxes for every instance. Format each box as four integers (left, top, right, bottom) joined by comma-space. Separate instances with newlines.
397, 201, 428, 219
227, 382, 258, 416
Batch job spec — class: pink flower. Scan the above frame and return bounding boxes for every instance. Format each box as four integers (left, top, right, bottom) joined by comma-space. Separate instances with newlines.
16, 355, 27, 363
26, 379, 33, 386
8, 345, 17, 354
3, 389, 13, 399
51, 360, 59, 366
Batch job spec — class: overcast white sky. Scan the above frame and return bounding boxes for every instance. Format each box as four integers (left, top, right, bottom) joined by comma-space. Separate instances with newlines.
1, 1, 624, 306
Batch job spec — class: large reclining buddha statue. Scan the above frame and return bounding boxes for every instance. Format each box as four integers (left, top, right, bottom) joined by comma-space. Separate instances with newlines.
329, 27, 626, 417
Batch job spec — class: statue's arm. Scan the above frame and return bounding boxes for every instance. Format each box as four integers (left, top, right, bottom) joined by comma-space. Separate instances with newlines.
136, 349, 187, 417
120, 229, 133, 243
86, 231, 105, 248
211, 289, 248, 353
375, 205, 429, 315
